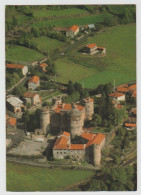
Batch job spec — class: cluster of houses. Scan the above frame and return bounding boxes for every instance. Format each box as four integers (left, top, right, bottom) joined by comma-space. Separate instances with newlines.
109, 83, 136, 130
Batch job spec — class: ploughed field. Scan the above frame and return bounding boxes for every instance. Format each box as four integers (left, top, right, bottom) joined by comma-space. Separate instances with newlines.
7, 162, 94, 191
55, 23, 136, 88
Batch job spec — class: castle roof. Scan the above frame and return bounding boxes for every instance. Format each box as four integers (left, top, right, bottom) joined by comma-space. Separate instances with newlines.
53, 132, 70, 150
125, 123, 136, 127
85, 133, 106, 148
81, 133, 96, 141
54, 103, 84, 113
69, 144, 85, 150
83, 97, 94, 103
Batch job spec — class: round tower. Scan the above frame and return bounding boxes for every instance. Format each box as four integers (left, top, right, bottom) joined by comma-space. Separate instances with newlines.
83, 97, 94, 120
40, 107, 50, 135
70, 105, 83, 139
93, 145, 101, 167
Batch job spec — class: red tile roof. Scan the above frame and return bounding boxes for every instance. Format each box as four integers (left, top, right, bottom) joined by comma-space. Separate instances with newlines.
54, 103, 84, 113
132, 90, 136, 98
116, 87, 129, 93
6, 64, 24, 69
40, 63, 48, 68
83, 97, 94, 103
109, 92, 125, 98
69, 25, 79, 32
53, 134, 70, 150
125, 123, 136, 127
81, 133, 96, 141
86, 43, 97, 48
86, 133, 106, 148
69, 144, 84, 150
97, 47, 105, 49
6, 115, 16, 126
28, 76, 39, 84
128, 84, 136, 91
24, 92, 38, 98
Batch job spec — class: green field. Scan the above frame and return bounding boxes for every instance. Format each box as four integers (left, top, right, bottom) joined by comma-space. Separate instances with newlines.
6, 45, 45, 62
55, 24, 136, 88
31, 36, 67, 54
7, 162, 94, 191
33, 8, 89, 18
31, 13, 110, 28
55, 58, 97, 83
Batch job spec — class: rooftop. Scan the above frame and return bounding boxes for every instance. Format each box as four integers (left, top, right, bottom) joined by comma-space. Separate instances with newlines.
54, 103, 84, 113
86, 43, 97, 49
28, 76, 39, 84
7, 96, 23, 106
24, 92, 38, 98
125, 123, 136, 127
40, 63, 48, 68
69, 25, 79, 32
86, 133, 106, 148
6, 64, 24, 69
109, 92, 125, 98
6, 115, 16, 126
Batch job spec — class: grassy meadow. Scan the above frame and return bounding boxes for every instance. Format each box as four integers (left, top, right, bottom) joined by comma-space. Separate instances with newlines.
31, 36, 67, 54
55, 23, 136, 88
7, 162, 94, 191
6, 45, 45, 62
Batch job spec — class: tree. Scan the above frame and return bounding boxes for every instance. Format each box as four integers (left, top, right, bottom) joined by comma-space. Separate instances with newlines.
91, 114, 102, 126
103, 14, 115, 27
121, 8, 134, 24
89, 179, 108, 191
31, 27, 40, 37
22, 110, 30, 132
67, 80, 75, 95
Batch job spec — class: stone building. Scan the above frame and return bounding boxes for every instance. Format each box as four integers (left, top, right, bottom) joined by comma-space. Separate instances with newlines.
6, 96, 25, 113
53, 131, 106, 166
66, 25, 79, 38
24, 92, 41, 105
109, 92, 125, 102
85, 43, 98, 54
28, 75, 40, 90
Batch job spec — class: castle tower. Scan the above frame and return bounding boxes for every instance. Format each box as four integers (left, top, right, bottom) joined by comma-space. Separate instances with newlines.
70, 105, 83, 139
83, 97, 94, 120
93, 145, 101, 167
40, 107, 50, 135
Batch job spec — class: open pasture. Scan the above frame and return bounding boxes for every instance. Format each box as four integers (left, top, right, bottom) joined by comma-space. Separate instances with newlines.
7, 162, 94, 191
6, 45, 45, 62
55, 24, 136, 88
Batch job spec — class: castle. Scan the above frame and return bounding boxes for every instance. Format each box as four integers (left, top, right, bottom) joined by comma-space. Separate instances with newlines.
35, 96, 106, 166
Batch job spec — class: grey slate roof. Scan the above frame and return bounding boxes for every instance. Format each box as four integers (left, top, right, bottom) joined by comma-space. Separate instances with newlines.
7, 96, 23, 106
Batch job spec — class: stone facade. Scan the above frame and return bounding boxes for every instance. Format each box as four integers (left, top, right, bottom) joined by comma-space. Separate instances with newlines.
40, 107, 50, 135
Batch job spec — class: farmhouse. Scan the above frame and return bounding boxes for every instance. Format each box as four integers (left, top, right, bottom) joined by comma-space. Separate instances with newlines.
6, 64, 28, 76
24, 92, 41, 105
53, 131, 106, 166
109, 92, 125, 102
85, 43, 98, 54
6, 96, 25, 113
84, 43, 106, 55
66, 25, 79, 38
28, 76, 40, 90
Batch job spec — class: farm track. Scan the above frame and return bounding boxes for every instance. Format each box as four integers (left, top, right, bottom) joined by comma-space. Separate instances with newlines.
7, 156, 99, 171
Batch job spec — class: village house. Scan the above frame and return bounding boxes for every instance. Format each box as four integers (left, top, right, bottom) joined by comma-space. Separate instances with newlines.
24, 92, 41, 105
109, 92, 125, 102
6, 64, 28, 76
53, 131, 106, 166
66, 25, 79, 38
39, 63, 48, 72
97, 47, 106, 54
28, 76, 40, 90
6, 96, 25, 113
